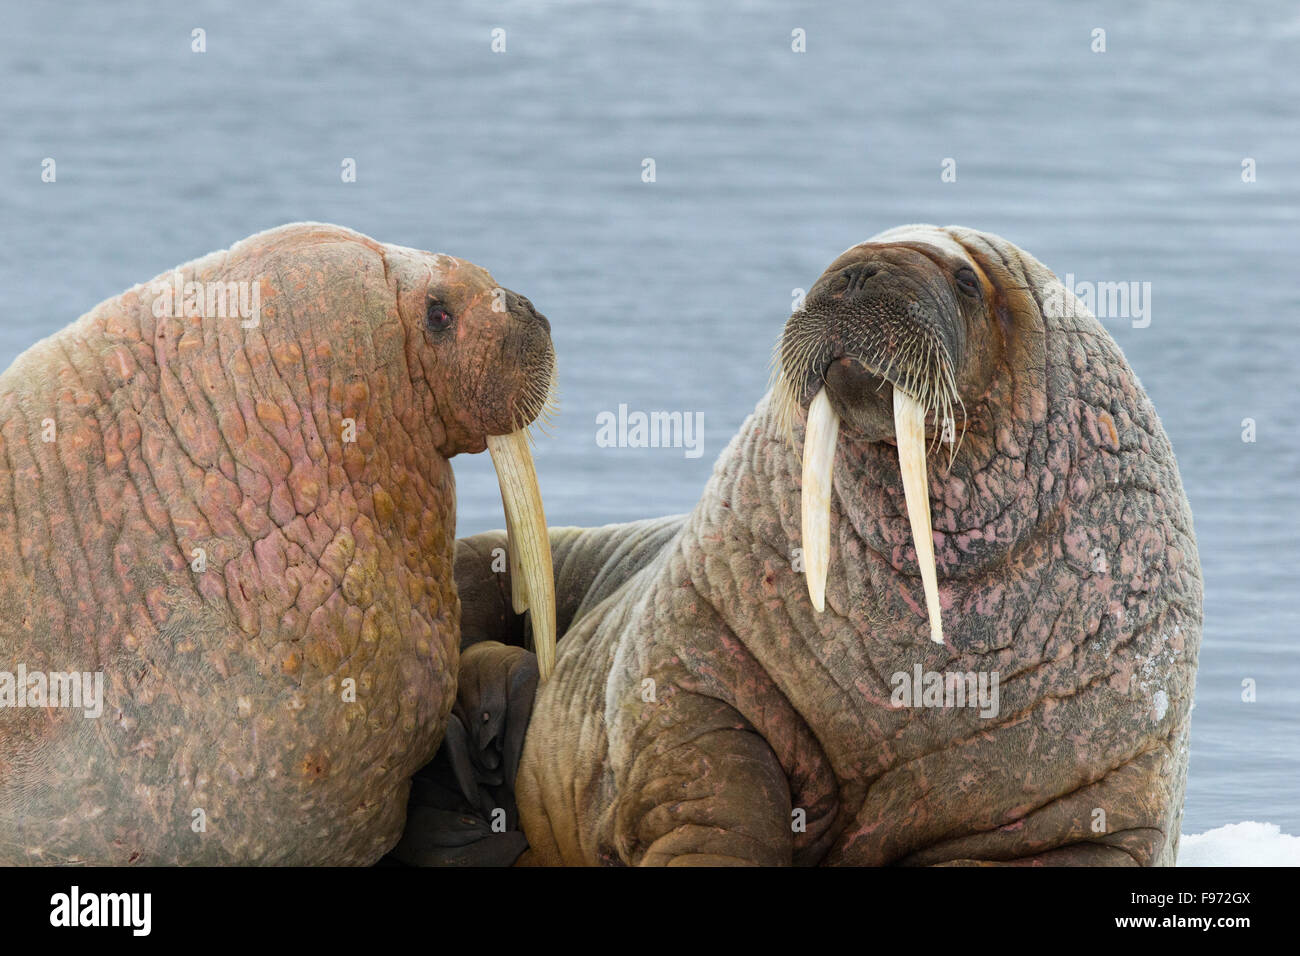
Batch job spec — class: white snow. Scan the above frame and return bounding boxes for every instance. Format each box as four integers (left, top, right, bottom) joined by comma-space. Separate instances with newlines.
1179, 821, 1300, 866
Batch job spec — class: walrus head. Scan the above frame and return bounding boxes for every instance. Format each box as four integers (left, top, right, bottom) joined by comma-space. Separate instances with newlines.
385, 246, 557, 453
378, 239, 559, 675
774, 226, 1035, 643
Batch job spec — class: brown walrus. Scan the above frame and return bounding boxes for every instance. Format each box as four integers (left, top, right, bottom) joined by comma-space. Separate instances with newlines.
443, 225, 1202, 866
0, 222, 557, 864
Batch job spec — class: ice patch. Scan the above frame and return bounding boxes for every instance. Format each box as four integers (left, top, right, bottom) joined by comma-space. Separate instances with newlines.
1179, 821, 1300, 866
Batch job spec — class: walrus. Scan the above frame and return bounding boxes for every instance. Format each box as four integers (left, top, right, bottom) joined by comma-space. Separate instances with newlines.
0, 222, 557, 864
435, 224, 1202, 866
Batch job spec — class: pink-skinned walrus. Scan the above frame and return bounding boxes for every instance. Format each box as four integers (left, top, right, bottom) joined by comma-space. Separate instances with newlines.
441, 225, 1202, 866
0, 223, 557, 864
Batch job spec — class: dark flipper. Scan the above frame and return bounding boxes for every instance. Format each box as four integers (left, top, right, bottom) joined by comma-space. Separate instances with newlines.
384, 642, 538, 867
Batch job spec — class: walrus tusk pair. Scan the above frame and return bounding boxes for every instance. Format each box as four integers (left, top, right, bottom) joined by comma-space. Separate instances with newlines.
490, 384, 944, 683
487, 430, 558, 678
801, 388, 944, 644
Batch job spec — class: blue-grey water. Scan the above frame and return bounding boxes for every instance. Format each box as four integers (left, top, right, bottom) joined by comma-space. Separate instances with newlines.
2, 1, 1296, 839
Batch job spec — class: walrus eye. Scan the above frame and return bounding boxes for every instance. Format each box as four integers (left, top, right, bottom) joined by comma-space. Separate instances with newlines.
426, 298, 453, 331
955, 267, 980, 297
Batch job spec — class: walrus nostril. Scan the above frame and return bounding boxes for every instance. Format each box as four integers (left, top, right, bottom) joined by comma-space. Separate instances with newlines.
512, 293, 551, 333
840, 263, 881, 295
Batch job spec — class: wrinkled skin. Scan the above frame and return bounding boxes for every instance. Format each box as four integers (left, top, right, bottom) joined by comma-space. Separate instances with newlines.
451, 226, 1202, 866
0, 222, 554, 864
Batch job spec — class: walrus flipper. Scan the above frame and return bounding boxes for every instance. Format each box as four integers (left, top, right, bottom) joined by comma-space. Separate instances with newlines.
386, 642, 538, 866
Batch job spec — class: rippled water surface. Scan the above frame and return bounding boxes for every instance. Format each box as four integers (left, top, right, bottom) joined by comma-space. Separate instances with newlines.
2, 0, 1296, 835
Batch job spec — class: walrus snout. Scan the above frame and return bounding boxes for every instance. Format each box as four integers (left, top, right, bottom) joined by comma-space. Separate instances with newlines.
495, 292, 556, 431
837, 261, 880, 294
519, 297, 551, 334
780, 245, 966, 420
504, 288, 551, 333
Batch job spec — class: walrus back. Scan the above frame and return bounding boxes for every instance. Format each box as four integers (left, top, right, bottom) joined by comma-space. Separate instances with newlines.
0, 245, 448, 863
